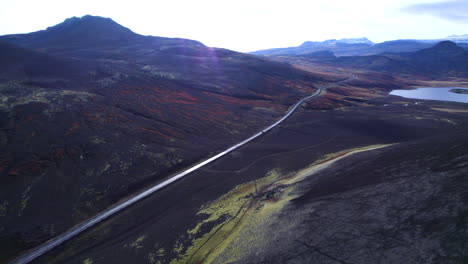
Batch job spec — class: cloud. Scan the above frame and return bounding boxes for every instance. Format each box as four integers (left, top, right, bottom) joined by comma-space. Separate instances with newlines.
403, 0, 468, 22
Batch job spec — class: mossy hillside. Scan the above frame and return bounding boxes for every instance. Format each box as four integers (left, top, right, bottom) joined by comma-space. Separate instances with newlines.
168, 170, 283, 264
168, 144, 393, 264
287, 144, 394, 184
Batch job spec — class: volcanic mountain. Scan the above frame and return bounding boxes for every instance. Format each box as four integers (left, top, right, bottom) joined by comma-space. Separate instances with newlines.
0, 15, 146, 50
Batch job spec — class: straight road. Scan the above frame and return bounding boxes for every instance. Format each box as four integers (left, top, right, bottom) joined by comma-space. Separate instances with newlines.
11, 74, 356, 264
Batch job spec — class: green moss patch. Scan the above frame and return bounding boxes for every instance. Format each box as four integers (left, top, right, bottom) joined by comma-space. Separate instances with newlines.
167, 144, 393, 263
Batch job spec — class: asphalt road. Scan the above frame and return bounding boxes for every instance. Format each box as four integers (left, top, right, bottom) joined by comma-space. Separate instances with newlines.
11, 74, 356, 264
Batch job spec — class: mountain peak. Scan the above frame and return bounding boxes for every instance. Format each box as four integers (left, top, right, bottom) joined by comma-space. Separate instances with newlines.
431, 41, 463, 51
56, 15, 115, 27
43, 15, 138, 41
434, 40, 458, 47
336, 37, 374, 44
420, 41, 465, 57
0, 15, 144, 50
300, 37, 373, 47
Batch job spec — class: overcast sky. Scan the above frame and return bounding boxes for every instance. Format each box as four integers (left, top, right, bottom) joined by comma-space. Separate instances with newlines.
1, 0, 467, 52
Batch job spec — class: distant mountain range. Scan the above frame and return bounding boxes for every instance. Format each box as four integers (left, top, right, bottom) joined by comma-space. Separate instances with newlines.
250, 35, 468, 56
280, 41, 468, 78
337, 41, 468, 78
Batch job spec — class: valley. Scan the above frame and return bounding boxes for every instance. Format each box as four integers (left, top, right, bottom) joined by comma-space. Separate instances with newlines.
33, 87, 468, 264
0, 15, 467, 264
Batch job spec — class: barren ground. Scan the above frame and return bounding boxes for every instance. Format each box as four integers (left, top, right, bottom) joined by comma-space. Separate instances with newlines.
32, 88, 468, 264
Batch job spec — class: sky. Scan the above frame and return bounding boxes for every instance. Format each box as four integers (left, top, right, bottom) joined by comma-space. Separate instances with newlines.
1, 0, 467, 52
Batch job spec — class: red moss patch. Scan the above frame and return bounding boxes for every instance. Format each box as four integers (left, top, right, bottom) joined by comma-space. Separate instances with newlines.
8, 161, 48, 177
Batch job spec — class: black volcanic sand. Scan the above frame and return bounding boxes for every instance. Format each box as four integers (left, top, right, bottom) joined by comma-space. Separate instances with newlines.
28, 95, 468, 264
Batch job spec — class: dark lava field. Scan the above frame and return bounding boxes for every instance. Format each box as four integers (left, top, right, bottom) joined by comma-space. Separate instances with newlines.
0, 15, 467, 264
34, 94, 468, 264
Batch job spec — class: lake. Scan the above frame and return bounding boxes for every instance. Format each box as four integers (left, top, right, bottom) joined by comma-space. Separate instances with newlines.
390, 87, 468, 104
